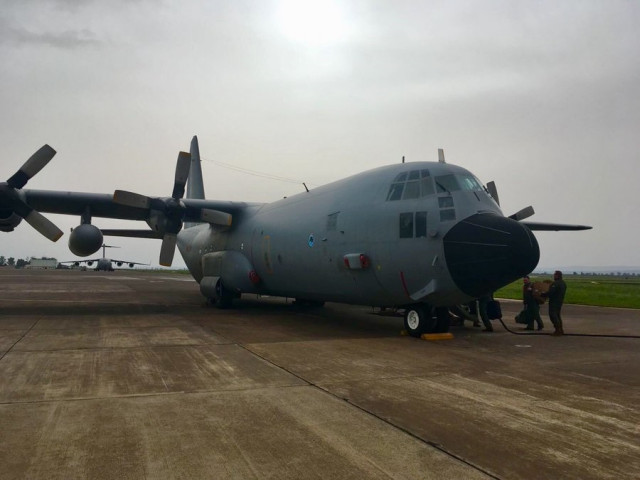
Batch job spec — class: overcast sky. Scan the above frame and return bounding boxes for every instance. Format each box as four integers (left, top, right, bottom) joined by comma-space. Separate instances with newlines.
1, 0, 639, 271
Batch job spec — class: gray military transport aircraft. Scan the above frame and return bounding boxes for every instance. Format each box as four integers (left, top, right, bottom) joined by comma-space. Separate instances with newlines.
59, 243, 148, 271
0, 138, 590, 336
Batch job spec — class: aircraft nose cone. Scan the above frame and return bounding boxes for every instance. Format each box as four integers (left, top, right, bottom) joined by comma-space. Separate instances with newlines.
443, 213, 539, 298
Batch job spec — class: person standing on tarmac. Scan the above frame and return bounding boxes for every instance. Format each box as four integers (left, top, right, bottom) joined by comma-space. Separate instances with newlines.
478, 294, 494, 332
522, 276, 544, 331
542, 270, 567, 336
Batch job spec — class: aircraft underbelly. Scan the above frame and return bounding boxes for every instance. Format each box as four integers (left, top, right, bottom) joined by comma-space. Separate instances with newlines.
249, 232, 387, 303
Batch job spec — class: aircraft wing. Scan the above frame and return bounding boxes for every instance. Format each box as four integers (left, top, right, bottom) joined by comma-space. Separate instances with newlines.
24, 190, 149, 221
110, 259, 149, 266
521, 221, 592, 231
100, 229, 163, 239
58, 258, 101, 264
24, 190, 258, 222
5, 144, 262, 266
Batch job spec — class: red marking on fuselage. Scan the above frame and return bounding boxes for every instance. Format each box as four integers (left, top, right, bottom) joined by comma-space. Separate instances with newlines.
399, 271, 410, 298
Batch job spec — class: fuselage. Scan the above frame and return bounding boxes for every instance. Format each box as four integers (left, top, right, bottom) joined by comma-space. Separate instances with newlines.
92, 258, 114, 271
177, 161, 539, 307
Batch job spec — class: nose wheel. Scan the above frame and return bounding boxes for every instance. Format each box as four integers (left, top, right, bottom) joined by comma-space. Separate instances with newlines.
404, 304, 451, 337
404, 304, 435, 337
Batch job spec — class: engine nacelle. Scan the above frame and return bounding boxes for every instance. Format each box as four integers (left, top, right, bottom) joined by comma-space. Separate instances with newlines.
68, 224, 103, 257
200, 251, 260, 298
116, 262, 123, 267
0, 211, 22, 232
128, 263, 135, 268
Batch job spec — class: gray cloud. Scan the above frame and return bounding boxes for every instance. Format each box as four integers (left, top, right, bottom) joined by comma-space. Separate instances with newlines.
1, 0, 639, 270
0, 24, 99, 49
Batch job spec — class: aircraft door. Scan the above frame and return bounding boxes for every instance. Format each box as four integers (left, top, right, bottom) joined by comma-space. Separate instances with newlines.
368, 202, 440, 304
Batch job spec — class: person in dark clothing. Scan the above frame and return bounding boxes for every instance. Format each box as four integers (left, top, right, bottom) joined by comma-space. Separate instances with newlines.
542, 270, 567, 335
522, 276, 544, 331
478, 294, 494, 332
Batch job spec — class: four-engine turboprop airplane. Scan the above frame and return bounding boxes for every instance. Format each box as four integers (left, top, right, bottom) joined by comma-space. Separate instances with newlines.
59, 243, 148, 271
0, 138, 590, 336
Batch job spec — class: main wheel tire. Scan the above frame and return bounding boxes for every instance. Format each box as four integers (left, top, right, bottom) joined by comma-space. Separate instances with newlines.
435, 306, 451, 333
215, 280, 234, 309
404, 304, 437, 337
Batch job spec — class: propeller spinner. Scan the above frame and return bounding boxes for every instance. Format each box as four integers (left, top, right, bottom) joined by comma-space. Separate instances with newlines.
0, 145, 63, 241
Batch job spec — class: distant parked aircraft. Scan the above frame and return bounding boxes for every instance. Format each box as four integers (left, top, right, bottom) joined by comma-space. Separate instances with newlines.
60, 244, 148, 271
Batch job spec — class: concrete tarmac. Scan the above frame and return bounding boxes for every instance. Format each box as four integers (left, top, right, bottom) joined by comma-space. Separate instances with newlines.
1, 269, 639, 479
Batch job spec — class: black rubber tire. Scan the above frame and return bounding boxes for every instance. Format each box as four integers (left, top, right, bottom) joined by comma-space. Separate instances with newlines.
404, 304, 437, 337
215, 280, 234, 309
435, 306, 451, 333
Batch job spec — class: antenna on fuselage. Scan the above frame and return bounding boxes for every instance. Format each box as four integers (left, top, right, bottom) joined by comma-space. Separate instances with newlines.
402, 156, 405, 164
303, 182, 309, 192
438, 148, 445, 163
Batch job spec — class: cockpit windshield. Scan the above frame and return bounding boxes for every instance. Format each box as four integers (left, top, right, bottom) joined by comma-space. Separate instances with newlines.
387, 170, 484, 201
386, 169, 434, 201
434, 174, 484, 193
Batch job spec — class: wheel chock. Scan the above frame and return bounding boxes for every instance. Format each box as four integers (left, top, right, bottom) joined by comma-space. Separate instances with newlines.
421, 333, 454, 341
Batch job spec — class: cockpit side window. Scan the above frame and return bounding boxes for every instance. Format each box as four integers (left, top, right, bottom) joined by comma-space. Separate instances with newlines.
399, 212, 414, 238
458, 174, 483, 191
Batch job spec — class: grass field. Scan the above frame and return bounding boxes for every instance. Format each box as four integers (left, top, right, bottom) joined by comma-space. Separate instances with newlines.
494, 275, 640, 309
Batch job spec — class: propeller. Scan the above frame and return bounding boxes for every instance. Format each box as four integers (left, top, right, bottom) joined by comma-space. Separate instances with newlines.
0, 145, 63, 241
113, 150, 232, 266
486, 181, 500, 206
113, 151, 190, 266
487, 181, 590, 230
509, 205, 535, 221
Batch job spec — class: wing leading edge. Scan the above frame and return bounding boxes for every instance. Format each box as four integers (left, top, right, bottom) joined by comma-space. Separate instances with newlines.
521, 222, 592, 231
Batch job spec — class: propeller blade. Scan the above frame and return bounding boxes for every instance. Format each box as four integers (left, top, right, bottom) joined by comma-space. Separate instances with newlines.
486, 181, 500, 206
172, 151, 191, 200
113, 190, 151, 209
159, 233, 177, 266
509, 206, 535, 221
7, 145, 57, 189
200, 209, 232, 226
24, 209, 63, 241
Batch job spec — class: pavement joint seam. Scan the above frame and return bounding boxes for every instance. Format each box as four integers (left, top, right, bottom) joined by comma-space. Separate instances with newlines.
0, 317, 40, 363
0, 383, 310, 406
236, 342, 502, 480
3, 342, 240, 353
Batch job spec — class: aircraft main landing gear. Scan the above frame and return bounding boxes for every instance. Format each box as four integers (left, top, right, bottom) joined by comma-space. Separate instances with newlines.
213, 279, 235, 309
403, 304, 451, 337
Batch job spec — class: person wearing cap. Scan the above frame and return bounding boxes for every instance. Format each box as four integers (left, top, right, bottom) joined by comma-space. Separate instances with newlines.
542, 270, 567, 335
522, 276, 544, 331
